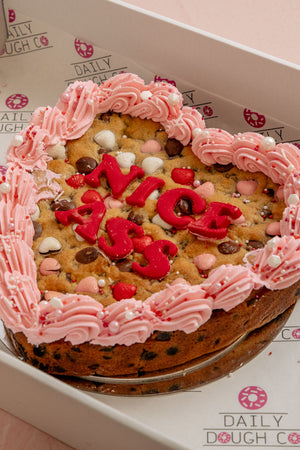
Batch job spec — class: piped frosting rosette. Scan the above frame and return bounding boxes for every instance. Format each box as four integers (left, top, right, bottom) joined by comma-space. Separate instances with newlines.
1, 74, 300, 347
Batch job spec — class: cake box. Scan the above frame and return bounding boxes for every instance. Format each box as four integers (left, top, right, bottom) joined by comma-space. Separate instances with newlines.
0, 1, 300, 449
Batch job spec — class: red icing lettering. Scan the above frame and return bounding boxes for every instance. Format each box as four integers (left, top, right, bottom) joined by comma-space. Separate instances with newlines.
55, 201, 106, 244
156, 188, 206, 229
188, 202, 242, 239
112, 282, 137, 301
126, 176, 165, 207
132, 240, 178, 279
171, 168, 194, 185
98, 217, 144, 259
85, 154, 144, 198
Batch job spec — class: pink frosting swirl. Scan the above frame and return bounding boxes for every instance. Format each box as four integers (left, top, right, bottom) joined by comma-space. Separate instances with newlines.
30, 106, 68, 145
283, 172, 300, 204
280, 204, 300, 237
192, 128, 234, 165
266, 143, 300, 184
201, 265, 262, 311
245, 236, 300, 290
0, 202, 34, 245
163, 107, 205, 146
145, 282, 212, 333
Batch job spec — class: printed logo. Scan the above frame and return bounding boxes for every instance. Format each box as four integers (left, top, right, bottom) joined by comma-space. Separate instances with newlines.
5, 94, 29, 110
8, 9, 16, 23
74, 38, 94, 58
244, 108, 266, 128
238, 386, 268, 410
288, 432, 300, 445
203, 105, 213, 117
292, 328, 300, 339
39, 36, 49, 47
217, 432, 231, 443
154, 75, 176, 86
274, 325, 300, 342
1, 20, 51, 57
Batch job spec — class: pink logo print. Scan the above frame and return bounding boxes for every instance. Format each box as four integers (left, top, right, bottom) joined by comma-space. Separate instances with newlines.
218, 432, 231, 443
40, 36, 49, 47
203, 105, 213, 117
288, 433, 300, 445
238, 386, 267, 410
6, 94, 29, 110
292, 328, 300, 339
154, 75, 176, 86
74, 39, 94, 58
8, 9, 16, 23
243, 108, 266, 128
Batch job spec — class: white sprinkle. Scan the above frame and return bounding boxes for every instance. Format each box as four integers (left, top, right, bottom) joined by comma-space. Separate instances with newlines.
50, 297, 63, 309
116, 152, 136, 168
141, 156, 164, 175
140, 90, 152, 100
0, 182, 11, 194
11, 134, 23, 147
167, 93, 180, 106
125, 310, 135, 321
98, 278, 106, 287
94, 129, 116, 150
260, 136, 276, 151
267, 254, 281, 268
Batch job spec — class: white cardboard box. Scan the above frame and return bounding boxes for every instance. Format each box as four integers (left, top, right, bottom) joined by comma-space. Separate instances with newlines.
1, 1, 300, 449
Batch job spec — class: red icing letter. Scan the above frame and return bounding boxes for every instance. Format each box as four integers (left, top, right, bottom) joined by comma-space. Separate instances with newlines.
156, 188, 206, 230
132, 240, 178, 279
126, 177, 165, 207
55, 201, 106, 244
188, 202, 242, 239
85, 154, 144, 198
98, 217, 144, 259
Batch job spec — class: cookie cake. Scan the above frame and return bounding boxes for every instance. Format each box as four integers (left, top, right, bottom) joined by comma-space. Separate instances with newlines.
0, 73, 300, 394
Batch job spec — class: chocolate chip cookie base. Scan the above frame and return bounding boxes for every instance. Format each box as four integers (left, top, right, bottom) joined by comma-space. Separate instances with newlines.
8, 281, 299, 389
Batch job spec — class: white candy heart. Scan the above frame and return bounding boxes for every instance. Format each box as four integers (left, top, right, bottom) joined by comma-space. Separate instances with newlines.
152, 214, 172, 230
48, 142, 66, 160
141, 157, 164, 175
30, 205, 40, 221
38, 237, 62, 254
116, 152, 136, 168
94, 130, 116, 150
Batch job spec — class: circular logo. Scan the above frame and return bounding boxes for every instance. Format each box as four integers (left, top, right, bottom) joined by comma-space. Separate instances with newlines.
218, 432, 231, 443
74, 39, 94, 58
288, 432, 300, 445
238, 386, 267, 410
203, 105, 213, 117
40, 36, 49, 47
243, 108, 266, 128
6, 94, 29, 110
8, 9, 16, 23
292, 328, 300, 339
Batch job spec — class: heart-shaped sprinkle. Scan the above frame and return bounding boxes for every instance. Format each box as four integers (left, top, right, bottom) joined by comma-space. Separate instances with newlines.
39, 258, 61, 275
81, 190, 102, 203
47, 143, 66, 160
140, 140, 162, 154
116, 152, 136, 168
194, 182, 215, 199
94, 129, 116, 150
112, 282, 137, 301
141, 157, 164, 174
75, 276, 99, 293
38, 237, 62, 255
66, 174, 85, 189
171, 168, 194, 185
132, 235, 153, 253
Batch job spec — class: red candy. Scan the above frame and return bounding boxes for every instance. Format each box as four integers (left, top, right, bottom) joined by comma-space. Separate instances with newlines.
132, 240, 178, 279
112, 282, 137, 301
157, 188, 206, 229
98, 217, 144, 259
85, 154, 144, 198
132, 235, 153, 253
171, 168, 195, 185
81, 190, 103, 203
66, 174, 85, 189
126, 176, 165, 207
55, 201, 106, 244
188, 202, 242, 240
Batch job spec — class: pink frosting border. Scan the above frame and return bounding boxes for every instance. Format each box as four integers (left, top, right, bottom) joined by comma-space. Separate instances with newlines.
1, 73, 300, 346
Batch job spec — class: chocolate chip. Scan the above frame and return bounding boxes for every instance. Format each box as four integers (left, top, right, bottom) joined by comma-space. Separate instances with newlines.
99, 112, 112, 122
75, 247, 98, 264
141, 350, 158, 361
127, 211, 144, 225
115, 259, 133, 272
98, 147, 112, 155
263, 188, 275, 197
76, 157, 97, 174
32, 221, 42, 240
246, 240, 264, 250
213, 163, 234, 172
165, 138, 183, 157
175, 198, 193, 215
218, 241, 240, 254
51, 199, 76, 211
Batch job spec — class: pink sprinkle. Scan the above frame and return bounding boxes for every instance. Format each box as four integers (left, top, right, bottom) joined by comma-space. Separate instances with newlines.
236, 180, 258, 196
266, 221, 281, 236
193, 253, 216, 271
140, 139, 162, 154
194, 181, 215, 199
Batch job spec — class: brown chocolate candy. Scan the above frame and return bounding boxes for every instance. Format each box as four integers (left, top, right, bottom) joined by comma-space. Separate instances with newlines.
213, 163, 234, 173
246, 240, 264, 250
51, 199, 76, 212
218, 241, 240, 254
165, 138, 183, 157
115, 259, 133, 272
76, 157, 97, 174
75, 247, 99, 264
127, 211, 144, 225
32, 221, 43, 240
175, 198, 193, 215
